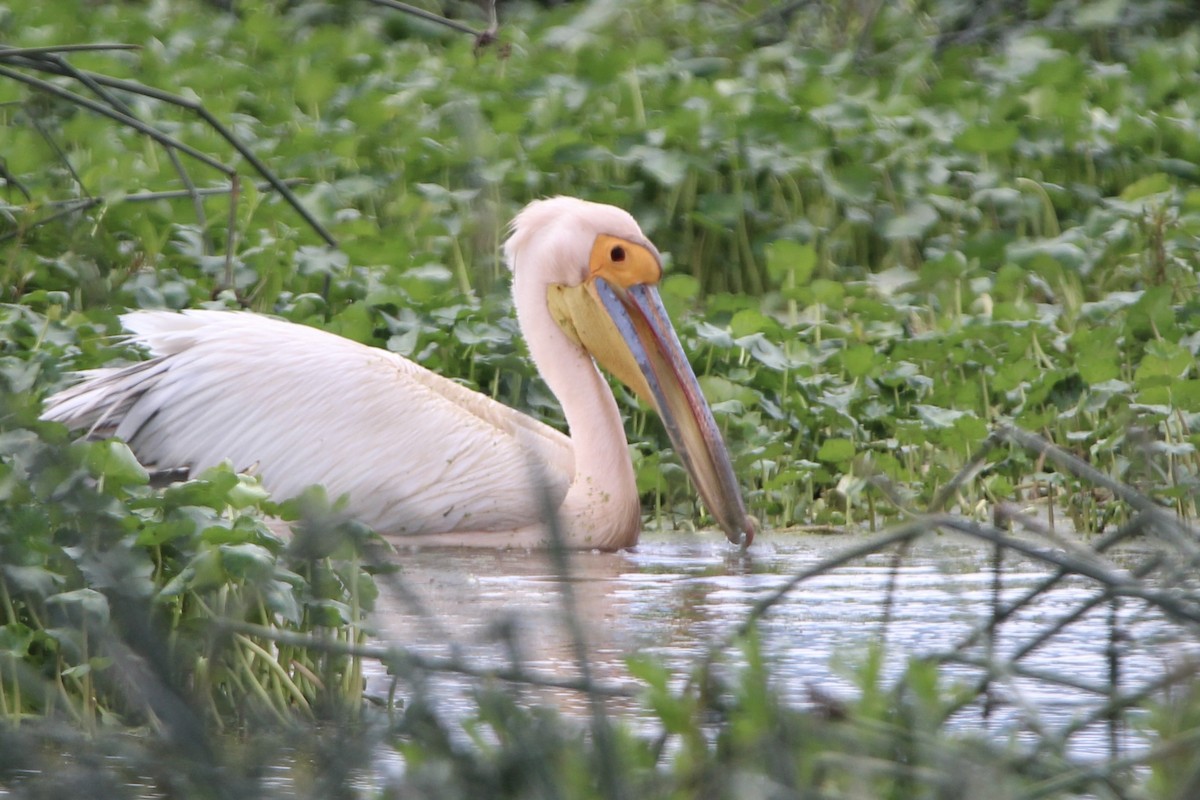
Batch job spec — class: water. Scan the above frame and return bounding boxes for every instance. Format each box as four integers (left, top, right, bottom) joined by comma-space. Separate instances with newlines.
368, 528, 1196, 761
2, 527, 1187, 797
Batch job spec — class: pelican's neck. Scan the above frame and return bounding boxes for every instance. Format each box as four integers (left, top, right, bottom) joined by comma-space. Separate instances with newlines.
516, 287, 641, 549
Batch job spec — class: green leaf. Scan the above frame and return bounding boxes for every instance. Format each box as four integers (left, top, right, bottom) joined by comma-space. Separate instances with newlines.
1079, 351, 1120, 385
915, 404, 968, 429
1126, 286, 1176, 341
62, 656, 112, 680
328, 303, 376, 345
729, 309, 774, 338
1075, 0, 1126, 28
85, 441, 150, 487
46, 589, 110, 625
841, 344, 877, 379
1, 564, 64, 596
817, 438, 856, 463
164, 470, 241, 510
955, 123, 1019, 154
1120, 172, 1171, 201
0, 624, 34, 657
136, 517, 196, 547
629, 145, 688, 187
1138, 380, 1200, 411
227, 476, 272, 509
884, 203, 939, 240
295, 246, 349, 277
1135, 340, 1192, 387
218, 543, 276, 581
765, 240, 816, 285
699, 375, 757, 406
1072, 326, 1122, 385
810, 279, 846, 308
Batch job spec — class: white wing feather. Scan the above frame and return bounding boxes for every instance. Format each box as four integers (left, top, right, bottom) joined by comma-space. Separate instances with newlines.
43, 310, 574, 537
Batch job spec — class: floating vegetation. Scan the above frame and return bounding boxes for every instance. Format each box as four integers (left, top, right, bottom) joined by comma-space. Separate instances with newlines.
2, 423, 1199, 798
3, 0, 1200, 796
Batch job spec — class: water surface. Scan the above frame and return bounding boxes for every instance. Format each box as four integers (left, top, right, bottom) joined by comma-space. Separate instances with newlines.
369, 529, 1190, 760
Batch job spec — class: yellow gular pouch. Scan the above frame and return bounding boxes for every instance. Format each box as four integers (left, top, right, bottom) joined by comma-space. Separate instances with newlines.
545, 235, 662, 408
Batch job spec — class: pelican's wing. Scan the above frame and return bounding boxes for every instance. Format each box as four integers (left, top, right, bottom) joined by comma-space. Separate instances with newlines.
43, 310, 574, 537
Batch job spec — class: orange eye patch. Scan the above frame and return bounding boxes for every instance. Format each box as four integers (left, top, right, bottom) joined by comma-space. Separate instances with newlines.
588, 234, 661, 287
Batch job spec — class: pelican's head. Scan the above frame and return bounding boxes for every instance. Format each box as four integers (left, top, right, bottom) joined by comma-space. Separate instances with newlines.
505, 197, 756, 548
505, 197, 661, 287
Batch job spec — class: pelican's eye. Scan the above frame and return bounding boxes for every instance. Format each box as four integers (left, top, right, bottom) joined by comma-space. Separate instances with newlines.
589, 234, 661, 287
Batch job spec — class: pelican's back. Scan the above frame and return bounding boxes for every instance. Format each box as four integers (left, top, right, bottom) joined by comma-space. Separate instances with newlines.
43, 310, 574, 537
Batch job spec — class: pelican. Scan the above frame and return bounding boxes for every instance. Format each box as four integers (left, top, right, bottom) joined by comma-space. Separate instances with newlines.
43, 197, 755, 550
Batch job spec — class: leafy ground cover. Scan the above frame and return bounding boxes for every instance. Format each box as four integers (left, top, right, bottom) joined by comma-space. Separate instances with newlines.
3, 0, 1200, 796
5, 0, 1200, 532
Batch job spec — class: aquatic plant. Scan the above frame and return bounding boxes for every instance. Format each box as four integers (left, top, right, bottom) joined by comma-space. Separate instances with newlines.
6, 0, 1200, 531
3, 0, 1200, 796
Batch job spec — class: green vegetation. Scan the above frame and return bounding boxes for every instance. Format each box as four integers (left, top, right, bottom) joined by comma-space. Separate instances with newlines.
6, 0, 1200, 530
3, 0, 1200, 797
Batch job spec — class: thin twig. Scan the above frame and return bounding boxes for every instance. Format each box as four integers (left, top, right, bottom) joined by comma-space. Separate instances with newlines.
876, 538, 912, 651
0, 198, 103, 243
2, 56, 336, 247
365, 0, 485, 37
217, 620, 638, 699
0, 43, 139, 58
8, 49, 210, 234
0, 179, 309, 212
1000, 425, 1200, 557
939, 653, 1112, 697
541, 478, 629, 800
27, 107, 92, 201
222, 173, 239, 290
727, 518, 932, 647
936, 515, 1200, 626
0, 160, 32, 201
0, 66, 230, 173
943, 512, 1156, 665
927, 426, 1005, 513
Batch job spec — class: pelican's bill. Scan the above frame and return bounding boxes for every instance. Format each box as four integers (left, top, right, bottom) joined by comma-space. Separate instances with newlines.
547, 272, 755, 548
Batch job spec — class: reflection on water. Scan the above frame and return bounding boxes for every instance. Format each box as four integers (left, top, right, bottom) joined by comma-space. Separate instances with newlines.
369, 529, 1192, 760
